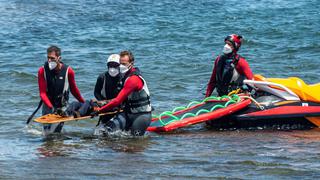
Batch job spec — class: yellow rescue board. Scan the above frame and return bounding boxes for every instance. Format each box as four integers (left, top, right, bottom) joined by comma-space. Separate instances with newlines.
34, 111, 120, 124
306, 117, 320, 128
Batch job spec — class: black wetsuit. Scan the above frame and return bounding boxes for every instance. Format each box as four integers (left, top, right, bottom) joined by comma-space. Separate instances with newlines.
94, 72, 122, 124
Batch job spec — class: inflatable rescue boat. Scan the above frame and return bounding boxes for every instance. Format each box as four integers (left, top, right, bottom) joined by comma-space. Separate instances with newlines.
148, 94, 251, 132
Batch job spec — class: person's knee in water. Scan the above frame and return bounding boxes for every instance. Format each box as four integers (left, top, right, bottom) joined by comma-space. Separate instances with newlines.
129, 113, 151, 136
96, 112, 151, 136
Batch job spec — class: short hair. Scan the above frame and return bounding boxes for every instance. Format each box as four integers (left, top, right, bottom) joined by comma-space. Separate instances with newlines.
119, 50, 134, 62
47, 45, 61, 57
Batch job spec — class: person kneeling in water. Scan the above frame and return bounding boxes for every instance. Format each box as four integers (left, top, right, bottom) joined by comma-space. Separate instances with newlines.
93, 54, 123, 126
57, 54, 124, 121
92, 51, 152, 136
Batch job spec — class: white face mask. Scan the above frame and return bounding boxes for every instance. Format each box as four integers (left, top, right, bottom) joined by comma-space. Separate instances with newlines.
223, 44, 233, 54
48, 61, 57, 70
108, 67, 119, 77
119, 64, 130, 74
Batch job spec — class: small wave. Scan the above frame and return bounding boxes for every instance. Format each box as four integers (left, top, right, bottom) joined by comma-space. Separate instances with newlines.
227, 160, 284, 167
22, 125, 43, 136
94, 129, 130, 138
11, 70, 37, 80
93, 127, 149, 141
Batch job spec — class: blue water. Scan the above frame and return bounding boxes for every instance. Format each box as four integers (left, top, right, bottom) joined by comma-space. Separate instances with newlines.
0, 0, 320, 179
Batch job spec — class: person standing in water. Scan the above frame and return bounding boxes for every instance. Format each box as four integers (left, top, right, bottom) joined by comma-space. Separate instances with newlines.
93, 51, 152, 136
38, 45, 85, 135
93, 54, 123, 126
205, 34, 253, 97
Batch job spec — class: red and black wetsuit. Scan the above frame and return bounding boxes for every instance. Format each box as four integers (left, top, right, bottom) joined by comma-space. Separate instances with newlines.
99, 68, 145, 113
206, 54, 253, 97
99, 68, 149, 112
38, 62, 84, 110
38, 61, 85, 135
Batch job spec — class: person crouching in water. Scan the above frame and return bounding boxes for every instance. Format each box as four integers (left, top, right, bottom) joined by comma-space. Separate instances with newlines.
93, 54, 122, 126
52, 54, 122, 120
38, 45, 85, 135
92, 51, 152, 136
205, 34, 253, 97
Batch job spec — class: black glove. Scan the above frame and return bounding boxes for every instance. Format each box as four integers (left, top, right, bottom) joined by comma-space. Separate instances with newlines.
73, 111, 81, 118
90, 110, 99, 118
55, 108, 67, 117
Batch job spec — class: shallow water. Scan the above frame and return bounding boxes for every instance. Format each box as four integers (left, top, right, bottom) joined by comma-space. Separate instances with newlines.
0, 0, 319, 179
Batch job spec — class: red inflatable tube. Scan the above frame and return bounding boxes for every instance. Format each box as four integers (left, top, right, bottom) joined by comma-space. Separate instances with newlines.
148, 98, 251, 132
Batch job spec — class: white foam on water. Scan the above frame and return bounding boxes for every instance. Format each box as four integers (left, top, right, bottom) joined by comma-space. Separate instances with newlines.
93, 124, 149, 140
22, 125, 43, 136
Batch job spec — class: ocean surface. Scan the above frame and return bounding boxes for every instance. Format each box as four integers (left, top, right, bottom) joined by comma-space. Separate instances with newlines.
0, 0, 320, 179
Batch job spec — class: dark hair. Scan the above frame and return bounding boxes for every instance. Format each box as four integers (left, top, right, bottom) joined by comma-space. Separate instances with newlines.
47, 45, 61, 57
120, 50, 134, 62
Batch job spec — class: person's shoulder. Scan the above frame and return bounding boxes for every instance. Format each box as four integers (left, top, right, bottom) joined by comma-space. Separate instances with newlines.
127, 74, 142, 83
124, 75, 143, 89
215, 55, 221, 60
236, 54, 246, 60
98, 72, 107, 79
133, 67, 141, 73
237, 55, 250, 66
240, 57, 248, 64
67, 66, 75, 73
128, 67, 141, 76
213, 55, 221, 65
38, 66, 44, 73
100, 71, 107, 76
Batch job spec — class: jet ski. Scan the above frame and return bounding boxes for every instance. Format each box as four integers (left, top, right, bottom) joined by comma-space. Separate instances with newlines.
207, 75, 320, 130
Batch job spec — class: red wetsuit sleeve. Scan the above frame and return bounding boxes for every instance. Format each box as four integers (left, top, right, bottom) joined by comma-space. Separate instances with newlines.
205, 57, 219, 97
68, 67, 85, 103
236, 58, 253, 80
38, 67, 53, 109
99, 75, 143, 112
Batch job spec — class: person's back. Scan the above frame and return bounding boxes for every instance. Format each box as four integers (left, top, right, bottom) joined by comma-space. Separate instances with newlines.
205, 34, 253, 97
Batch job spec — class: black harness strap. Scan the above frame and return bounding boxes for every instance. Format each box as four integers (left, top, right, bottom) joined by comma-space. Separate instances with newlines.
26, 100, 43, 125
215, 54, 242, 96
